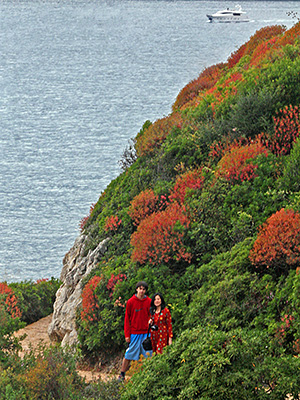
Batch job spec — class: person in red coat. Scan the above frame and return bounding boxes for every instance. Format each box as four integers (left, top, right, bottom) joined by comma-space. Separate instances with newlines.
149, 292, 173, 354
118, 281, 152, 381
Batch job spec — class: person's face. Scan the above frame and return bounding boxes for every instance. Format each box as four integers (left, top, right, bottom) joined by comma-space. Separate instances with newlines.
136, 286, 146, 299
154, 295, 162, 308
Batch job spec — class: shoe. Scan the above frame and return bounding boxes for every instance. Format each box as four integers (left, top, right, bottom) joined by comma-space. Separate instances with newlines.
117, 374, 125, 382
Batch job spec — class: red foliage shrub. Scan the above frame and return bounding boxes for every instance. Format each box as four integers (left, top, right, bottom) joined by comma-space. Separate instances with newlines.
104, 215, 122, 232
209, 136, 250, 162
106, 273, 127, 298
81, 276, 102, 323
169, 168, 204, 204
275, 314, 295, 345
249, 36, 280, 66
294, 338, 300, 354
223, 73, 243, 90
172, 63, 226, 110
215, 142, 269, 183
227, 25, 285, 68
130, 202, 192, 266
129, 190, 158, 226
79, 203, 95, 232
249, 208, 300, 271
0, 282, 21, 319
129, 190, 169, 226
135, 113, 182, 157
36, 278, 49, 284
277, 21, 300, 47
261, 105, 300, 156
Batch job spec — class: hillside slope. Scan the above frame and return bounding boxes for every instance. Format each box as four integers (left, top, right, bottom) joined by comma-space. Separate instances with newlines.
78, 22, 300, 399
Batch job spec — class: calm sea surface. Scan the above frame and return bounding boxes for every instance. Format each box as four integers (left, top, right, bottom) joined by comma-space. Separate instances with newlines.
0, 0, 297, 282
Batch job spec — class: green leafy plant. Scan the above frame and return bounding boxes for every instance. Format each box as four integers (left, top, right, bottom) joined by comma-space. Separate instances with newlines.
121, 326, 300, 400
18, 345, 85, 400
9, 278, 61, 324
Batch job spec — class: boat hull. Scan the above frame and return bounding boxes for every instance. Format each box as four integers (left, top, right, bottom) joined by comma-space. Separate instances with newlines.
207, 14, 249, 23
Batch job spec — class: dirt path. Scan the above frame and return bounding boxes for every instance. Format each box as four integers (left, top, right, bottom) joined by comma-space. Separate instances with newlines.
14, 314, 52, 356
14, 315, 116, 382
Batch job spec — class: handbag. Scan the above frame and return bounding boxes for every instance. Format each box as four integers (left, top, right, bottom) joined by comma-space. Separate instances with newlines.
142, 324, 152, 351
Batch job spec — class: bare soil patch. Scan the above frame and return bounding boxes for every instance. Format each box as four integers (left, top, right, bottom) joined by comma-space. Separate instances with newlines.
14, 314, 52, 357
14, 315, 121, 382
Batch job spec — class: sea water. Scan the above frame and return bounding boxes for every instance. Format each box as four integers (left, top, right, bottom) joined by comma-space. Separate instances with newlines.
0, 0, 297, 282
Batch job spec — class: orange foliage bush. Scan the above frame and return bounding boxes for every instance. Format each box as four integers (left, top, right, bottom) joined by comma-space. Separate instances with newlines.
104, 215, 122, 232
227, 25, 285, 68
249, 36, 280, 67
209, 136, 250, 162
81, 276, 102, 323
0, 282, 21, 319
215, 142, 268, 183
169, 168, 204, 204
276, 20, 300, 47
261, 105, 300, 156
275, 314, 295, 345
129, 189, 160, 226
172, 63, 225, 110
294, 338, 300, 354
21, 346, 83, 399
135, 113, 182, 157
249, 208, 300, 272
130, 202, 192, 266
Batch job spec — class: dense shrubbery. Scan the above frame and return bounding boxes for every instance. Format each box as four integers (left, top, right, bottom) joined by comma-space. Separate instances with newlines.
0, 279, 58, 369
9, 278, 61, 324
0, 279, 122, 399
121, 326, 300, 400
0, 343, 121, 399
3, 21, 300, 399
74, 21, 300, 399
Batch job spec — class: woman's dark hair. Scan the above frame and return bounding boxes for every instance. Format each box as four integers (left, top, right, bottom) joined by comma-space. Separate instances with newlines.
150, 293, 166, 315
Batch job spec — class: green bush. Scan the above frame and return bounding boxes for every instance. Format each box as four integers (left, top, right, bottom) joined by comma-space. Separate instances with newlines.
0, 367, 26, 400
9, 278, 61, 324
0, 344, 122, 400
77, 273, 125, 359
226, 87, 280, 139
280, 137, 300, 193
121, 326, 300, 400
18, 344, 85, 400
159, 122, 219, 177
82, 379, 121, 400
0, 307, 24, 367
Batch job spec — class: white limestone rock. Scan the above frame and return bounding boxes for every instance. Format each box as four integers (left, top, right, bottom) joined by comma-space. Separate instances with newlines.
48, 235, 110, 347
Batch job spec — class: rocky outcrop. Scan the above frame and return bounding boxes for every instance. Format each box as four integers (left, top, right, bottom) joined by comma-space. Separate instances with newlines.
48, 235, 110, 347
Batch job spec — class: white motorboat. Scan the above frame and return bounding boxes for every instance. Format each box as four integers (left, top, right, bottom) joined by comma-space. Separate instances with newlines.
207, 5, 250, 23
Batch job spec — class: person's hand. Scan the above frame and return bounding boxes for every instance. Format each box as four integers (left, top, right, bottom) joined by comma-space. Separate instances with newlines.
125, 336, 131, 343
168, 337, 172, 345
148, 318, 153, 325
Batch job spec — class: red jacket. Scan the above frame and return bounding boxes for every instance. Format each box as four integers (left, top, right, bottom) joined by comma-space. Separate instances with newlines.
124, 294, 151, 337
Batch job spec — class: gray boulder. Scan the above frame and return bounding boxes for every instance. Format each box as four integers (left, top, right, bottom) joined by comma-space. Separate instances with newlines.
48, 235, 110, 347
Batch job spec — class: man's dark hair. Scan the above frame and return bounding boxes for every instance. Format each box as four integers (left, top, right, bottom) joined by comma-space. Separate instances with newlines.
135, 281, 148, 292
